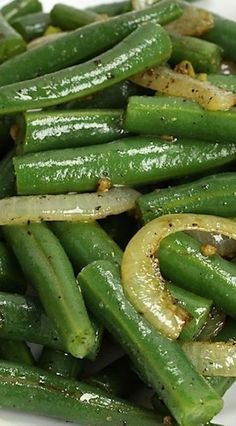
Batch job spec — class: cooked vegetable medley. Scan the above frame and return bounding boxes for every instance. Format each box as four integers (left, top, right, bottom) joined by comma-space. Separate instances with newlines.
0, 0, 236, 425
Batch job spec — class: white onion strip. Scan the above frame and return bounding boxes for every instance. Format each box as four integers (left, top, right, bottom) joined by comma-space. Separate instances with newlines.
182, 342, 236, 377
121, 214, 236, 340
165, 7, 214, 37
131, 66, 236, 111
0, 187, 140, 225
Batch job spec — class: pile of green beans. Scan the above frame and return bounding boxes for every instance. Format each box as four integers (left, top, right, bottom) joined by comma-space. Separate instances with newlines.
0, 0, 236, 425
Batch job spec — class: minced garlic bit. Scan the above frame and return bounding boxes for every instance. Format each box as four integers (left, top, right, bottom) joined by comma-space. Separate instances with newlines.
174, 60, 196, 78
97, 177, 112, 192
200, 244, 218, 257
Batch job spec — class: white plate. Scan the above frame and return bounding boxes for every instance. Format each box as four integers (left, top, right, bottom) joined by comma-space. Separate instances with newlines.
0, 0, 235, 425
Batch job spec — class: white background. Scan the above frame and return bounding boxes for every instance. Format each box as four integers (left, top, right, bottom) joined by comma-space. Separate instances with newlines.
0, 0, 235, 425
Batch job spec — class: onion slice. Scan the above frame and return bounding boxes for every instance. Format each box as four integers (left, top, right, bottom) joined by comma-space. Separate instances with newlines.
131, 66, 236, 111
0, 187, 139, 225
182, 342, 236, 377
121, 214, 236, 340
165, 6, 214, 36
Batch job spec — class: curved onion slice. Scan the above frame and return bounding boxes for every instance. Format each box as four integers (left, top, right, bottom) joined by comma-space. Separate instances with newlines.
186, 230, 236, 258
121, 214, 236, 340
131, 66, 236, 111
182, 342, 236, 377
165, 7, 214, 37
0, 187, 139, 225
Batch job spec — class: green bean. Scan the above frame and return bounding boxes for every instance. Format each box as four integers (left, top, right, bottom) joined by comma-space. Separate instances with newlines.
88, 1, 132, 16
79, 260, 223, 426
0, 241, 25, 293
207, 74, 236, 92
11, 13, 51, 42
206, 376, 235, 397
0, 292, 64, 348
125, 96, 236, 144
61, 81, 152, 110
2, 0, 42, 23
0, 291, 101, 359
203, 14, 236, 62
137, 173, 236, 224
158, 231, 236, 319
0, 12, 26, 64
0, 0, 181, 86
38, 347, 82, 378
51, 4, 103, 31
50, 221, 122, 272
15, 109, 128, 154
167, 283, 213, 341
0, 340, 34, 366
13, 137, 236, 195
170, 33, 222, 73
85, 356, 140, 398
50, 220, 123, 363
3, 223, 94, 359
0, 361, 163, 425
86, 319, 104, 362
0, 150, 16, 199
198, 307, 226, 342
0, 23, 172, 114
